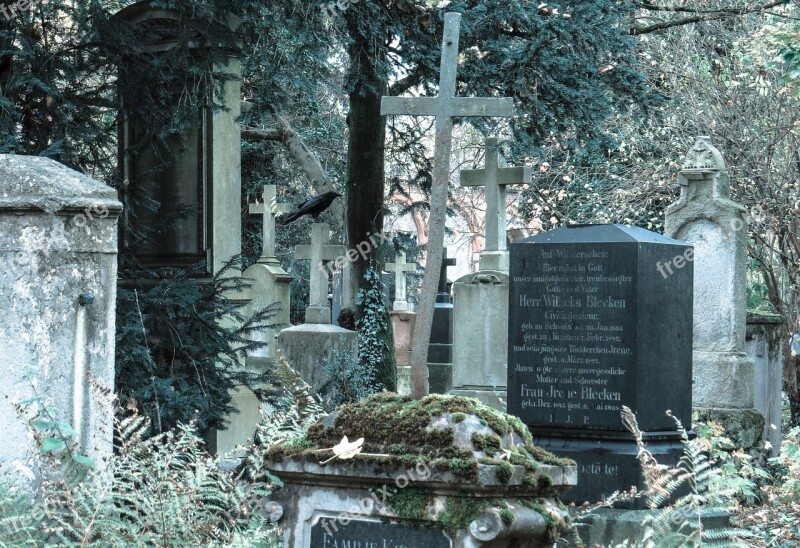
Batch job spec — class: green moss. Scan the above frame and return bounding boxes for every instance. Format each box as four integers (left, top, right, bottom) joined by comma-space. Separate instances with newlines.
520, 499, 561, 544
451, 412, 467, 423
496, 461, 514, 484
436, 496, 493, 537
499, 507, 515, 525
384, 487, 432, 521
471, 432, 502, 454
445, 458, 478, 481
525, 444, 576, 467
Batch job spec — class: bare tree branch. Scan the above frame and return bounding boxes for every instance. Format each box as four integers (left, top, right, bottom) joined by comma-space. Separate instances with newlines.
630, 0, 791, 35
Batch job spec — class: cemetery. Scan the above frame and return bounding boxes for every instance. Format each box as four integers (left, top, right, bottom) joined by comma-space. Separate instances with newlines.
1, 1, 800, 547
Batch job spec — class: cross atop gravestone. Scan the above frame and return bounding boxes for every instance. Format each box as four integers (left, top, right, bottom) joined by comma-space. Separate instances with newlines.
437, 248, 456, 304
385, 251, 417, 312
295, 223, 345, 324
381, 12, 514, 398
461, 137, 531, 271
249, 185, 292, 261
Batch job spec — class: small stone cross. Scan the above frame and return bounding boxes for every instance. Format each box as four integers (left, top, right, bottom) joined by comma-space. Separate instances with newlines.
249, 185, 292, 259
295, 223, 345, 324
460, 138, 530, 271
385, 251, 417, 312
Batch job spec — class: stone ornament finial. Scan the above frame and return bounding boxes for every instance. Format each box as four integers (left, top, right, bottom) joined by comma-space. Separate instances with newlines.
681, 136, 726, 174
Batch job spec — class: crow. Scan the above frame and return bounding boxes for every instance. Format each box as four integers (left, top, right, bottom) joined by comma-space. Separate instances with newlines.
280, 191, 342, 225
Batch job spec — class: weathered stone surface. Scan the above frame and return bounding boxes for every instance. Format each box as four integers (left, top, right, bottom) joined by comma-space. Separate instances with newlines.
391, 310, 416, 396
277, 324, 358, 396
693, 408, 766, 449
264, 394, 576, 547
746, 311, 785, 453
450, 271, 508, 410
0, 155, 122, 479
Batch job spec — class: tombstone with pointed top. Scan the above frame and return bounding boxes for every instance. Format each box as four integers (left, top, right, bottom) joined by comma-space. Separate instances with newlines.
450, 137, 530, 409
665, 136, 764, 447
428, 249, 456, 393
278, 223, 357, 395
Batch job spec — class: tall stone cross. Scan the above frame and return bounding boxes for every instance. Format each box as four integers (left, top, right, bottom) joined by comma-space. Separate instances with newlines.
385, 251, 417, 312
295, 223, 345, 324
381, 12, 514, 397
249, 185, 292, 261
460, 137, 531, 271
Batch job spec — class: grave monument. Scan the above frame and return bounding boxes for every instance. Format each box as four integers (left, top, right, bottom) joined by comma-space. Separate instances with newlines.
278, 223, 357, 395
386, 251, 418, 395
428, 249, 456, 393
451, 137, 531, 408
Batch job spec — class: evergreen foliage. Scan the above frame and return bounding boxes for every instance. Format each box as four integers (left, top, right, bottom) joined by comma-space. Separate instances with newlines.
320, 348, 382, 410
356, 267, 396, 392
115, 259, 281, 436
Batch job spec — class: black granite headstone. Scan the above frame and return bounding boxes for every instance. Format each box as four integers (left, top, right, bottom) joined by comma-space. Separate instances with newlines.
311, 518, 451, 548
507, 224, 693, 505
428, 248, 456, 393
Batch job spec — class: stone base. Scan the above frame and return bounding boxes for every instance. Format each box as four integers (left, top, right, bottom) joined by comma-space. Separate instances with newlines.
278, 324, 358, 395
396, 365, 411, 396
305, 305, 331, 325
206, 385, 261, 458
449, 387, 506, 411
428, 362, 453, 394
479, 250, 509, 272
693, 408, 765, 449
560, 508, 730, 547
693, 350, 756, 409
534, 432, 687, 508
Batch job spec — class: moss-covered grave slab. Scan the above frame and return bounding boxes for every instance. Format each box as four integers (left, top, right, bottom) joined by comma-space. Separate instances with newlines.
264, 393, 577, 547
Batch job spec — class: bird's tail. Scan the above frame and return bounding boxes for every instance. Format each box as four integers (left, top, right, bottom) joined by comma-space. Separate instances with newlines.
280, 211, 302, 226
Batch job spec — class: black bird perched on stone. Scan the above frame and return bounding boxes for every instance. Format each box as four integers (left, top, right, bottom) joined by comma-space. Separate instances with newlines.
280, 191, 342, 225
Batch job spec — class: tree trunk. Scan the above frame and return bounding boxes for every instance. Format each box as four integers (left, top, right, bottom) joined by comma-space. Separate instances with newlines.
344, 17, 387, 308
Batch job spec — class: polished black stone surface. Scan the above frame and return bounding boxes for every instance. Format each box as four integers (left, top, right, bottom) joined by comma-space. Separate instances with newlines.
310, 518, 451, 548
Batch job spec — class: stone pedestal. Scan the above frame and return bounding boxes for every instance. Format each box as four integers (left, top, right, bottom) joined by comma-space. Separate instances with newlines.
391, 311, 416, 396
746, 311, 785, 453
0, 155, 122, 479
278, 324, 358, 396
665, 137, 763, 448
450, 271, 508, 409
265, 394, 576, 547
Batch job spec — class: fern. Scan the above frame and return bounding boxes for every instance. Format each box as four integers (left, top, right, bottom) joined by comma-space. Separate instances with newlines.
621, 406, 754, 547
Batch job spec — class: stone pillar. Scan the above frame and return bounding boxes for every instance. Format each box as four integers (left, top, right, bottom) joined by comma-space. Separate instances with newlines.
391, 311, 416, 395
746, 311, 785, 453
665, 136, 763, 447
0, 155, 122, 479
428, 249, 455, 394
450, 272, 508, 409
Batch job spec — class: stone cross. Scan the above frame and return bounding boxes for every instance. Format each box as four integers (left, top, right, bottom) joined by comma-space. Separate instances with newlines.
385, 251, 417, 312
460, 137, 531, 271
249, 185, 292, 260
381, 12, 514, 398
437, 248, 456, 304
295, 223, 345, 324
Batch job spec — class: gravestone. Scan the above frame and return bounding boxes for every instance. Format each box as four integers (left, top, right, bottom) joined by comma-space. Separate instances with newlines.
387, 251, 419, 396
664, 137, 764, 448
428, 249, 456, 393
746, 311, 785, 454
0, 155, 122, 479
451, 137, 530, 409
209, 185, 294, 456
264, 394, 576, 547
507, 224, 693, 505
278, 223, 357, 395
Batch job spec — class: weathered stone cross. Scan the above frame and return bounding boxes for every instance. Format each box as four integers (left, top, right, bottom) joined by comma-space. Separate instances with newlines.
381, 12, 514, 397
295, 223, 345, 324
249, 185, 292, 260
385, 251, 417, 312
460, 137, 531, 271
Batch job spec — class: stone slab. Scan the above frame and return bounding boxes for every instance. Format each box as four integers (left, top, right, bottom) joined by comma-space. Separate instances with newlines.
277, 324, 358, 395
